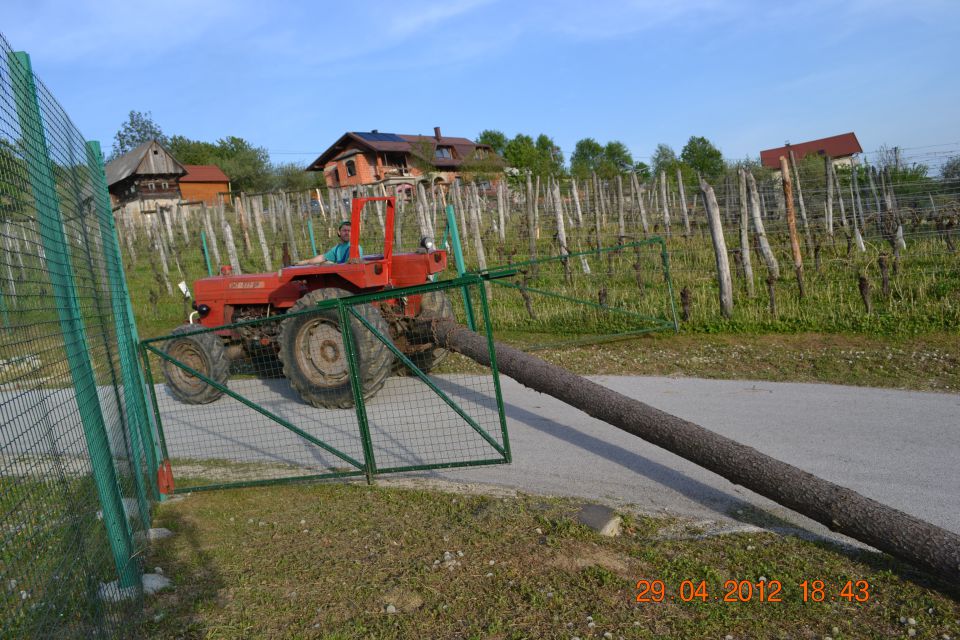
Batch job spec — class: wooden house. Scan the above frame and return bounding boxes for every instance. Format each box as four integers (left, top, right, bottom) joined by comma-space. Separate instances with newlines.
179, 164, 231, 205
105, 140, 186, 215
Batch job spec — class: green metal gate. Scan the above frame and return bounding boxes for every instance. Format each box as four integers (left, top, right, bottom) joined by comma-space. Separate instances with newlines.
140, 275, 510, 493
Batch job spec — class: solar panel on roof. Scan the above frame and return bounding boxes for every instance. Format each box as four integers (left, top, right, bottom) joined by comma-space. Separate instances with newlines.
354, 132, 404, 142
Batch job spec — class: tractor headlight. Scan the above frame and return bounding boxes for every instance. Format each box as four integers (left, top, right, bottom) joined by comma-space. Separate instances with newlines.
196, 304, 210, 318
419, 236, 435, 252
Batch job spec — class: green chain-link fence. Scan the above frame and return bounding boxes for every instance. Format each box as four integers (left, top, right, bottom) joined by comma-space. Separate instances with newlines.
0, 36, 157, 637
141, 275, 510, 493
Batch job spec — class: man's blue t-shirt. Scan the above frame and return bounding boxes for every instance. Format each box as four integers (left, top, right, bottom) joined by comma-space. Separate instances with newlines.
322, 241, 362, 264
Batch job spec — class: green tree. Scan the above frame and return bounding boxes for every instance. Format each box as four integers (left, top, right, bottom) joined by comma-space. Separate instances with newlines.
215, 136, 272, 192
599, 141, 634, 178
680, 136, 724, 180
503, 134, 539, 173
476, 129, 508, 156
273, 162, 322, 192
651, 143, 678, 176
168, 135, 219, 165
535, 134, 564, 175
111, 110, 167, 158
570, 138, 604, 178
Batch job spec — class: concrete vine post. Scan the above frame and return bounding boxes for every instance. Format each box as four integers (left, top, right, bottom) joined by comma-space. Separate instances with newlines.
700, 178, 733, 318
571, 178, 584, 228
552, 180, 571, 283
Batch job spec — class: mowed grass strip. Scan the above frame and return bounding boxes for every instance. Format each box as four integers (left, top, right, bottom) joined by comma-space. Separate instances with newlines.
436, 332, 960, 393
141, 483, 960, 639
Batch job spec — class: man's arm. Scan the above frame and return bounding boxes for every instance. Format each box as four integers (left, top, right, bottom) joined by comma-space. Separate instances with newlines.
296, 254, 328, 266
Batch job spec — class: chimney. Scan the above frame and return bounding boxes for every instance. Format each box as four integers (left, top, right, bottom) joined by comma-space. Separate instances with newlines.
434, 126, 442, 140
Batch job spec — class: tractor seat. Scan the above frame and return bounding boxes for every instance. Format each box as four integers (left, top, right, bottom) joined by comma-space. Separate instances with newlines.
361, 254, 384, 261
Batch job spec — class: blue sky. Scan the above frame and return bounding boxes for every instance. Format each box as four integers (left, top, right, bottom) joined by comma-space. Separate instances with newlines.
3, 0, 959, 168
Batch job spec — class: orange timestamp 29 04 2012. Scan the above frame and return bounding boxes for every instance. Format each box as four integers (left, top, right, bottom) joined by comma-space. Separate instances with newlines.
635, 579, 871, 603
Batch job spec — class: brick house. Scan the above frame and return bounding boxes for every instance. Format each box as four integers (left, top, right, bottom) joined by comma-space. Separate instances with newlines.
306, 127, 499, 194
760, 132, 863, 172
179, 164, 231, 205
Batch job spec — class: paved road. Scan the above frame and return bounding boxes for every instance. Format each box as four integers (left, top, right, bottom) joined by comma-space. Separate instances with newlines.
421, 376, 960, 541
147, 372, 960, 543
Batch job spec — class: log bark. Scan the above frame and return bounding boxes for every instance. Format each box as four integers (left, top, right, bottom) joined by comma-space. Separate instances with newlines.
426, 320, 960, 584
700, 178, 733, 318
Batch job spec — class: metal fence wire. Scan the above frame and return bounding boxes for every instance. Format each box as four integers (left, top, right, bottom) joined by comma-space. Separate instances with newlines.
0, 37, 156, 638
141, 276, 510, 494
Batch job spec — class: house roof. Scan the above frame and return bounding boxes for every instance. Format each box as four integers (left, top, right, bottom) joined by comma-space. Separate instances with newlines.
180, 164, 230, 183
105, 140, 186, 186
760, 132, 862, 170
306, 130, 495, 171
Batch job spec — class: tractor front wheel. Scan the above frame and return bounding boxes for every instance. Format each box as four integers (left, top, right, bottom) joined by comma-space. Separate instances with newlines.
278, 288, 394, 409
162, 324, 230, 404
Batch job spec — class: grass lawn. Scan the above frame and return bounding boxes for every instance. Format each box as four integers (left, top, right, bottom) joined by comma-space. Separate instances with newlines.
139, 482, 960, 639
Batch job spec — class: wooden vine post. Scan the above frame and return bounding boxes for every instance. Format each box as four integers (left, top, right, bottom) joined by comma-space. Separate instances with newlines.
736, 169, 755, 297
699, 178, 733, 318
780, 156, 805, 298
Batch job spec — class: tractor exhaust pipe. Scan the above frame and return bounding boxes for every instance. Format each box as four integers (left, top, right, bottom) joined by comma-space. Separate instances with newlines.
426, 318, 960, 584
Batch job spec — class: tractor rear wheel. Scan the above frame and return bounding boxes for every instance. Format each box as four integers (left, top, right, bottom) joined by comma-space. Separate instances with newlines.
278, 288, 394, 409
162, 324, 229, 404
405, 290, 455, 374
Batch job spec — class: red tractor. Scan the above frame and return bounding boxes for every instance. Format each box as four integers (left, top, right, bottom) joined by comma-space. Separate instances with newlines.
162, 197, 455, 409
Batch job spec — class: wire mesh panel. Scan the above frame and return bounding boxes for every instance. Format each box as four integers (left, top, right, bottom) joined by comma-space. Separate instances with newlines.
481, 240, 678, 349
142, 277, 509, 492
0, 35, 154, 638
346, 282, 509, 472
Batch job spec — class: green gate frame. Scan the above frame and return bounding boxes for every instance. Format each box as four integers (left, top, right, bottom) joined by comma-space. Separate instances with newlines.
139, 274, 510, 493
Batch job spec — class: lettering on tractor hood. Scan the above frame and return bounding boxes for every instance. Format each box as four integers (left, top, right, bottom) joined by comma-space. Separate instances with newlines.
228, 281, 266, 289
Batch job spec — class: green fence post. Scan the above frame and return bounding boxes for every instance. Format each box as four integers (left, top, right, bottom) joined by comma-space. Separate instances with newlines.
307, 217, 317, 256
338, 300, 377, 483
87, 140, 159, 508
10, 51, 140, 590
201, 229, 213, 276
445, 204, 476, 330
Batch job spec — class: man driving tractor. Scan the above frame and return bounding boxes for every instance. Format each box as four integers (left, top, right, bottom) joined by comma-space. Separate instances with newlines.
296, 220, 362, 265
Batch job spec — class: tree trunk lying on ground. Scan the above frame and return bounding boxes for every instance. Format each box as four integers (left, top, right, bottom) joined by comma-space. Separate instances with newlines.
426, 319, 960, 584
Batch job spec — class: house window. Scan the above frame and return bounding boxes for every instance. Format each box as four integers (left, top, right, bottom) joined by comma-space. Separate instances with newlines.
147, 182, 156, 190
474, 148, 487, 159
435, 146, 453, 160
345, 159, 357, 177
161, 181, 169, 189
